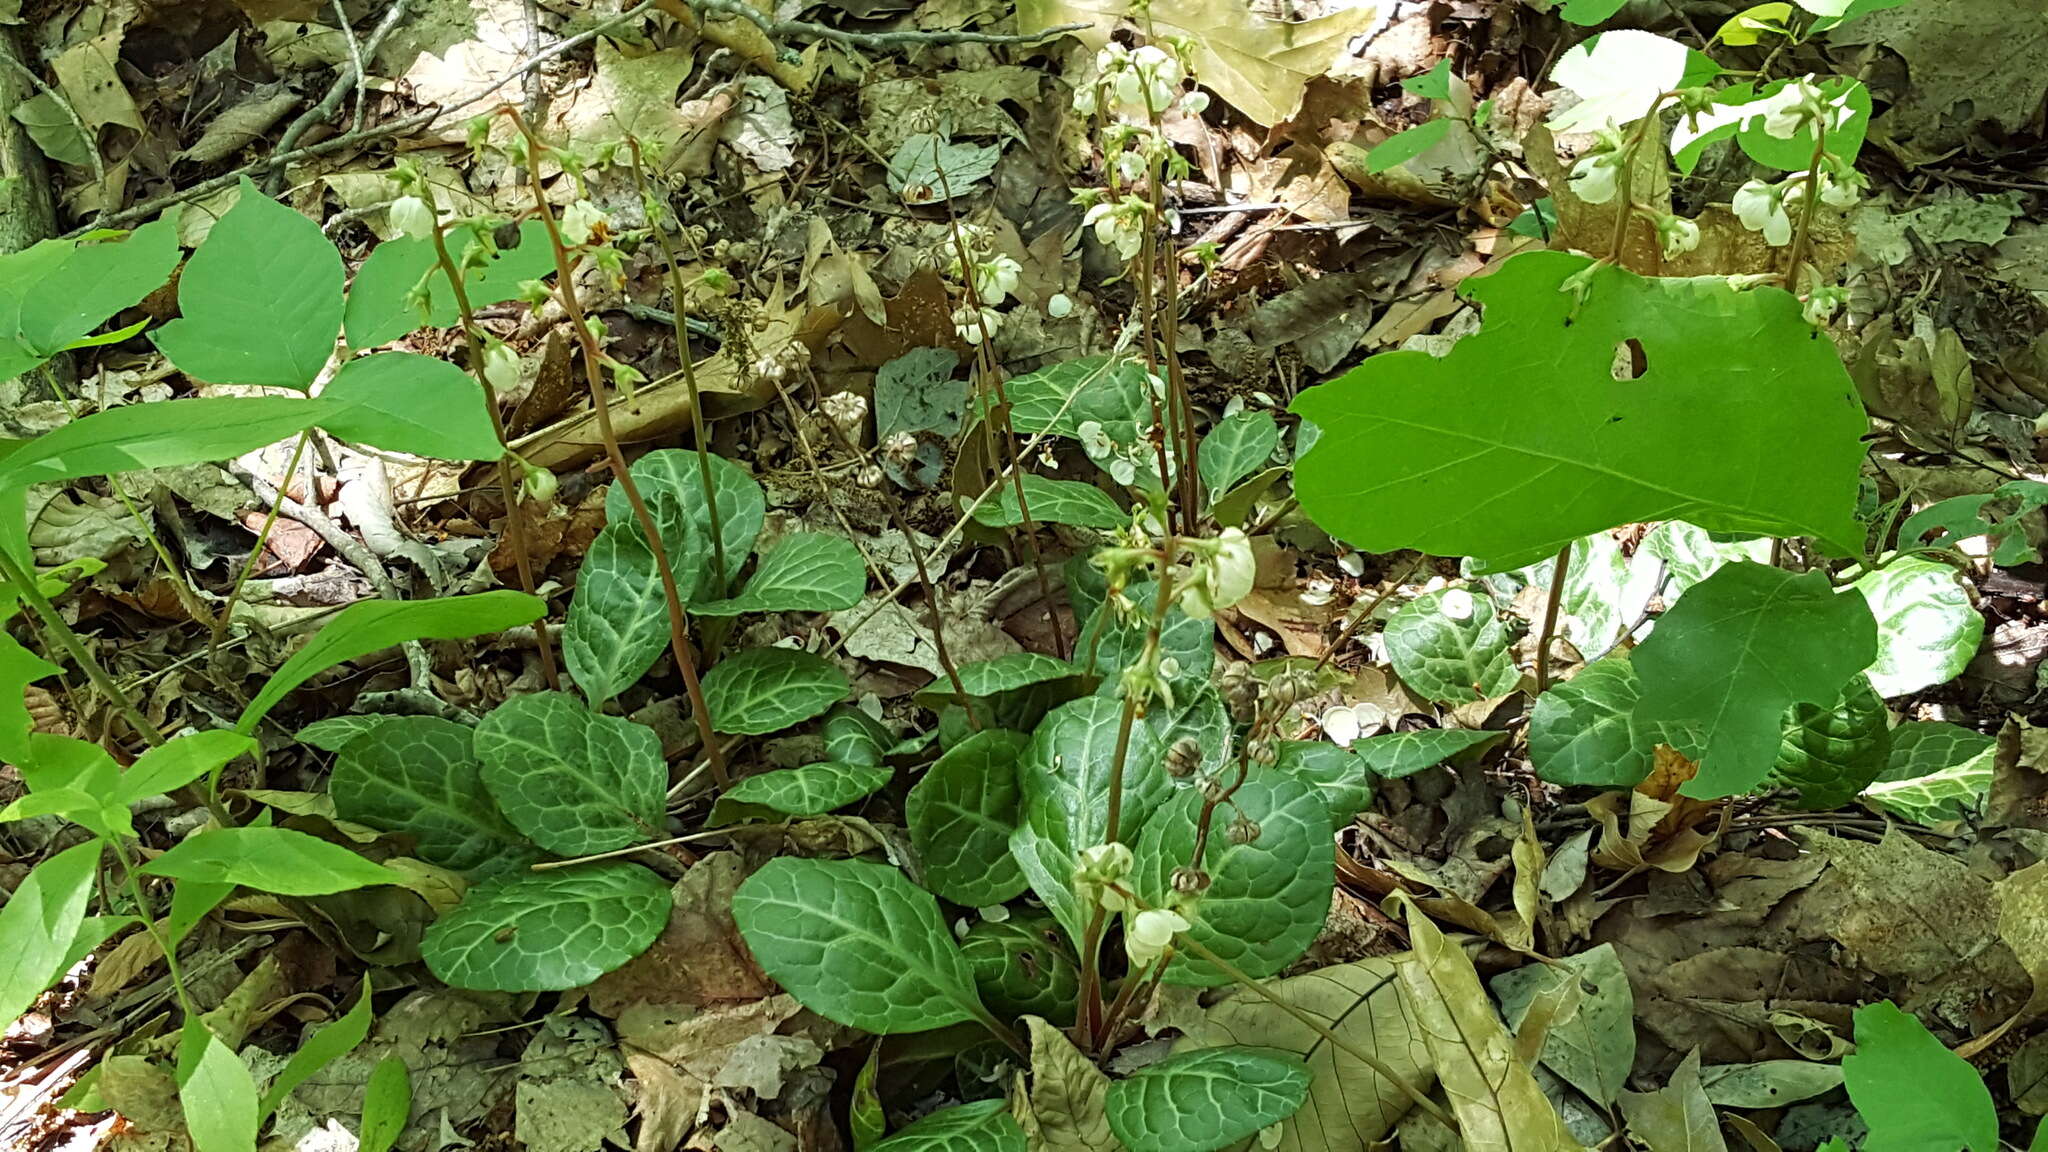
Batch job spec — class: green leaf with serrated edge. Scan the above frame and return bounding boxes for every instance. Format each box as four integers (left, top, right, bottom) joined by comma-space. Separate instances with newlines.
332, 717, 533, 875
422, 861, 669, 991
613, 450, 765, 601
141, 827, 394, 896
563, 523, 667, 706
1632, 563, 1878, 800
238, 591, 544, 733
702, 647, 849, 735
971, 474, 1127, 530
1133, 776, 1333, 986
1384, 589, 1518, 704
473, 692, 665, 856
871, 1099, 1026, 1152
1492, 944, 1635, 1106
1644, 520, 1775, 594
989, 355, 1149, 440
1696, 1060, 1843, 1109
1529, 659, 1681, 788
1079, 582, 1214, 698
1771, 673, 1891, 809
295, 715, 391, 753
0, 217, 179, 375
1105, 1047, 1310, 1152
1010, 695, 1168, 947
732, 857, 988, 1033
152, 178, 342, 388
359, 1056, 410, 1152
1852, 557, 1982, 697
0, 629, 59, 763
693, 533, 867, 616
908, 729, 1030, 906
1290, 252, 1868, 570
0, 840, 100, 1028
260, 977, 372, 1118
1352, 728, 1503, 781
708, 761, 892, 824
961, 918, 1079, 1022
1366, 119, 1455, 174
1862, 721, 1995, 825
1198, 411, 1280, 499
116, 731, 255, 804
874, 346, 966, 438
824, 705, 891, 767
343, 221, 560, 347
318, 352, 501, 460
1843, 1002, 1999, 1152
1274, 740, 1374, 829
179, 1021, 259, 1152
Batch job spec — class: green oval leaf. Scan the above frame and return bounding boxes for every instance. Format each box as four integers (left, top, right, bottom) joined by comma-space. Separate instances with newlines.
1273, 740, 1374, 828
1104, 1047, 1310, 1152
907, 729, 1030, 906
1529, 659, 1664, 788
1384, 588, 1518, 704
1842, 1002, 1999, 1152
996, 355, 1149, 439
563, 525, 667, 707
1365, 118, 1454, 174
343, 221, 560, 347
732, 857, 987, 1034
1352, 727, 1504, 781
117, 730, 255, 804
473, 692, 666, 856
330, 717, 533, 876
0, 216, 180, 379
1079, 582, 1213, 699
692, 533, 867, 616
1851, 556, 1982, 697
141, 827, 393, 896
612, 450, 765, 601
318, 352, 501, 460
702, 648, 849, 735
709, 761, 892, 824
871, 1100, 1026, 1152
1199, 411, 1280, 499
0, 840, 101, 1027
421, 861, 669, 991
960, 917, 1079, 1023
823, 705, 892, 767
971, 474, 1128, 530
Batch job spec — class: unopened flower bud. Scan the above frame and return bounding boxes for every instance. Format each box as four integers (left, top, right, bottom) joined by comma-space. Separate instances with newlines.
1076, 841, 1134, 887
1198, 775, 1227, 802
389, 195, 435, 241
1227, 815, 1261, 845
519, 462, 557, 504
1267, 668, 1316, 710
481, 340, 520, 395
1218, 662, 1260, 723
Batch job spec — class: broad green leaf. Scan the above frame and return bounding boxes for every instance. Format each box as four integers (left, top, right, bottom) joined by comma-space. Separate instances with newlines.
701, 647, 849, 734
1105, 1047, 1310, 1152
919, 652, 1088, 704
141, 827, 394, 896
1843, 1002, 1999, 1152
1366, 119, 1454, 174
295, 715, 391, 752
732, 857, 988, 1033
1529, 660, 1655, 787
0, 629, 59, 763
1771, 673, 1891, 809
0, 397, 324, 493
167, 881, 230, 946
1198, 411, 1279, 498
1079, 582, 1213, 699
615, 449, 766, 601
116, 730, 255, 804
692, 533, 867, 616
907, 729, 1030, 906
1672, 78, 1871, 174
1010, 695, 1167, 946
971, 474, 1127, 530
238, 591, 544, 733
824, 705, 892, 767
1558, 0, 1630, 22
1643, 521, 1771, 594
421, 861, 669, 991
1352, 727, 1503, 781
708, 761, 892, 824
0, 217, 180, 379
1632, 563, 1879, 799
259, 978, 372, 1117
1492, 944, 1635, 1106
1697, 1060, 1844, 1109
0, 840, 101, 1027
179, 1021, 259, 1152
331, 717, 533, 875
1851, 557, 1982, 697
1274, 740, 1374, 829
1, 735, 129, 839
1862, 721, 1995, 825
1620, 1050, 1725, 1152
875, 346, 966, 438
318, 352, 501, 460
342, 221, 561, 347
960, 917, 1079, 1022
563, 524, 667, 706
997, 355, 1150, 440
1133, 775, 1333, 986
474, 692, 666, 856
871, 1100, 1026, 1152
1291, 252, 1867, 569
152, 178, 343, 388
359, 1056, 410, 1152
1384, 589, 1518, 704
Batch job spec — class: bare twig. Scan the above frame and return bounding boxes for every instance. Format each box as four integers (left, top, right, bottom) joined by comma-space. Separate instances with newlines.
272, 0, 412, 172
0, 52, 106, 219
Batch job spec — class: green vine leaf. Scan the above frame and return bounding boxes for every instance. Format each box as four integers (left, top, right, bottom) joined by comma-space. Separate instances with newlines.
692, 533, 867, 616
1771, 673, 1892, 810
330, 717, 533, 876
473, 691, 666, 856
1851, 557, 1983, 697
732, 857, 989, 1034
708, 761, 892, 824
317, 352, 503, 461
1384, 588, 1519, 704
1133, 775, 1333, 986
1291, 251, 1868, 569
562, 525, 667, 707
1862, 721, 1995, 825
343, 220, 560, 347
151, 177, 343, 389
421, 861, 670, 991
701, 648, 849, 735
871, 1100, 1027, 1152
971, 475, 1127, 530
907, 729, 1030, 907
1104, 1047, 1310, 1152
1631, 563, 1878, 799
1352, 728, 1504, 781
140, 827, 393, 896
0, 216, 181, 382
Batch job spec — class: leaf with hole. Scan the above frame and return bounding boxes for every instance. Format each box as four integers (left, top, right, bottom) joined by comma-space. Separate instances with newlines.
343, 221, 561, 347
1862, 721, 1995, 825
331, 717, 533, 875
971, 474, 1127, 530
1631, 563, 1878, 799
1199, 411, 1279, 498
1384, 589, 1518, 704
1852, 557, 1982, 697
317, 352, 502, 460
421, 861, 670, 991
1771, 673, 1892, 809
692, 533, 867, 616
1290, 251, 1868, 569
1897, 480, 2048, 567
871, 1099, 1026, 1152
907, 729, 1030, 907
1105, 1047, 1310, 1152
152, 178, 343, 388
732, 857, 989, 1033
474, 692, 666, 856
141, 827, 393, 896
708, 761, 892, 824
702, 647, 849, 735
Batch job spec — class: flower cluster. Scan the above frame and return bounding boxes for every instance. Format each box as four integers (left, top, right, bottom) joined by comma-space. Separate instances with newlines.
1069, 39, 1202, 268
943, 223, 1023, 346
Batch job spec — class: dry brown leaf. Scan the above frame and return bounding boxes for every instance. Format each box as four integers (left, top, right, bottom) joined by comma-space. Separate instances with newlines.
1025, 1015, 1117, 1152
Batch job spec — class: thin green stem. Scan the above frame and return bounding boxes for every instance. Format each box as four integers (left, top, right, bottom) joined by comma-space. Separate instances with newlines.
109, 839, 195, 1020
